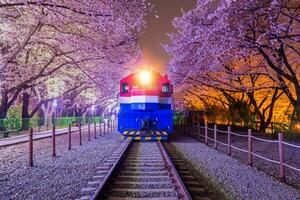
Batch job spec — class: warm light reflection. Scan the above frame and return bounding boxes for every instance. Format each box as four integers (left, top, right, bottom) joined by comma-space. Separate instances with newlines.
295, 123, 300, 129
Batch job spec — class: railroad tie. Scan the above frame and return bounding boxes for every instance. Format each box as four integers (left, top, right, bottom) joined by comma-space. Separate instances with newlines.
81, 187, 96, 194
88, 181, 102, 186
96, 166, 110, 170
96, 170, 109, 175
93, 175, 105, 179
76, 195, 91, 200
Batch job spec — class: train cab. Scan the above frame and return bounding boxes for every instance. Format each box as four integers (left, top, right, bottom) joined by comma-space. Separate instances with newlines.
118, 69, 173, 141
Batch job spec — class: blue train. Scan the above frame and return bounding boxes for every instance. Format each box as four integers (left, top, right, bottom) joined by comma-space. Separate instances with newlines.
118, 69, 173, 141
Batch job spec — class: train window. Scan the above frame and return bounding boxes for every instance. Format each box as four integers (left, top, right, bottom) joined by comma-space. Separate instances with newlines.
122, 83, 129, 93
162, 83, 170, 93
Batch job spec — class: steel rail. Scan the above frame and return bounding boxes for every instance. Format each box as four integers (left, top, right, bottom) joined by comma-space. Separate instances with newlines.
90, 139, 132, 200
157, 141, 192, 200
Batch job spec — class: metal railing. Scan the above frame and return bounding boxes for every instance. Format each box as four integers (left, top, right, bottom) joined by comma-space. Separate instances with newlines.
0, 118, 117, 167
175, 122, 300, 183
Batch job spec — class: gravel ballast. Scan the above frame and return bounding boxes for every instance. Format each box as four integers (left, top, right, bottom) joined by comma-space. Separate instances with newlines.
0, 131, 123, 200
170, 136, 300, 200
188, 126, 300, 188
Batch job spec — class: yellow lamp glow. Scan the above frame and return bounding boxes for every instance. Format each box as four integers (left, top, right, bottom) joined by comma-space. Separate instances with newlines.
138, 70, 152, 85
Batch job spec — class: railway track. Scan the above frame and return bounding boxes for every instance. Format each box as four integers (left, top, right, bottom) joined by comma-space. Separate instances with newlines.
80, 140, 220, 200
163, 143, 225, 200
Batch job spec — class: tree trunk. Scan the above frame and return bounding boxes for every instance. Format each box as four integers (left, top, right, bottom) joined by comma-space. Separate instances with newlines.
37, 108, 44, 128
259, 121, 267, 133
0, 109, 7, 131
292, 102, 300, 126
258, 113, 268, 133
21, 91, 31, 130
0, 91, 9, 131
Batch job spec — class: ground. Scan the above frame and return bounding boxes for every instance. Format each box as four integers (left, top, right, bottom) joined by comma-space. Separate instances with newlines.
0, 130, 121, 200
170, 136, 300, 200
1, 128, 300, 200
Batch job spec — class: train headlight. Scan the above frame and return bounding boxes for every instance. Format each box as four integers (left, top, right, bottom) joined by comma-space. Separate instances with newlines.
138, 70, 152, 85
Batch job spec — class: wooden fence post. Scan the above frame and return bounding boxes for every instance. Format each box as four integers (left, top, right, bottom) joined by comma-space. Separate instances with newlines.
52, 126, 56, 157
94, 121, 97, 139
278, 132, 286, 182
227, 126, 231, 156
29, 128, 33, 166
214, 124, 217, 149
79, 123, 82, 145
248, 129, 253, 167
88, 122, 91, 141
205, 122, 208, 145
68, 124, 71, 150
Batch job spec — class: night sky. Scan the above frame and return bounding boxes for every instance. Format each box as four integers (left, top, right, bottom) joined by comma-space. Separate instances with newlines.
139, 0, 196, 73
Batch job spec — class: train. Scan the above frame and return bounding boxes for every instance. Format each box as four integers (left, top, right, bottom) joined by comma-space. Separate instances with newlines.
118, 69, 173, 141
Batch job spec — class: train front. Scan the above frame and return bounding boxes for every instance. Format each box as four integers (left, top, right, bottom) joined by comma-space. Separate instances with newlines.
118, 69, 173, 141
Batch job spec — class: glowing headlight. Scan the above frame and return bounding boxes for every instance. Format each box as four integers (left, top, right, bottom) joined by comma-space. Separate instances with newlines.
138, 70, 152, 85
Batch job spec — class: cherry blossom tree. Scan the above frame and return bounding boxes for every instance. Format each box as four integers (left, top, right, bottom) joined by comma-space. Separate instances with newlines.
166, 0, 300, 129
0, 1, 147, 123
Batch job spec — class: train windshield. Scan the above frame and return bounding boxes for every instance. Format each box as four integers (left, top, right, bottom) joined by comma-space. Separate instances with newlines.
121, 83, 129, 93
162, 84, 170, 93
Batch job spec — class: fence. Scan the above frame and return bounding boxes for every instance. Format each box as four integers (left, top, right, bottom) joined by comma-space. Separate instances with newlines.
0, 116, 110, 138
175, 122, 300, 183
0, 117, 117, 167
